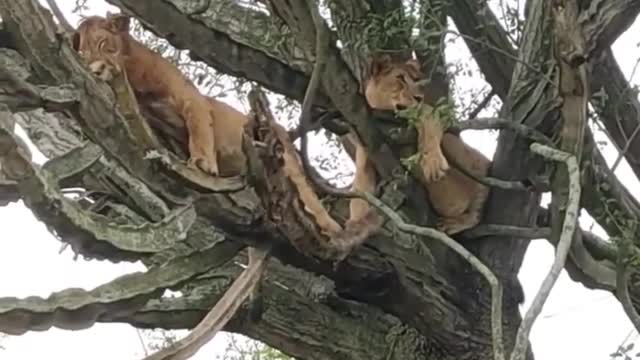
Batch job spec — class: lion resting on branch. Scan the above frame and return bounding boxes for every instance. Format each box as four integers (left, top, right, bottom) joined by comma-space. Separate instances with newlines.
71, 13, 379, 261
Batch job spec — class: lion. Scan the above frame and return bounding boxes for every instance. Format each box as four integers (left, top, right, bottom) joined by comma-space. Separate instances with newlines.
72, 13, 247, 177
354, 54, 491, 234
72, 13, 349, 242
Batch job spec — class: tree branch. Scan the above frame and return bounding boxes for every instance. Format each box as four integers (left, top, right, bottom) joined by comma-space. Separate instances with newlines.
44, 0, 73, 33
0, 240, 243, 335
0, 113, 198, 259
511, 144, 580, 360
616, 240, 640, 333
580, 0, 640, 58
114, 254, 440, 360
141, 246, 270, 360
359, 191, 506, 360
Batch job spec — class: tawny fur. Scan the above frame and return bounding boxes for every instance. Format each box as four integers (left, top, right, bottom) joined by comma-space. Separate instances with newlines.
72, 14, 247, 176
358, 55, 491, 234
73, 14, 357, 247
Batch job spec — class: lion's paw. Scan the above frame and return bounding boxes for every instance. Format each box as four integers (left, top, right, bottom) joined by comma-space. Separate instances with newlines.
436, 216, 475, 235
435, 219, 459, 235
421, 149, 449, 183
188, 156, 219, 176
88, 60, 119, 82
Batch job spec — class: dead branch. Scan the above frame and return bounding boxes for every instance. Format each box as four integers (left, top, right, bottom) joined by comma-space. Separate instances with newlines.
141, 246, 271, 360
247, 87, 380, 261
510, 143, 580, 360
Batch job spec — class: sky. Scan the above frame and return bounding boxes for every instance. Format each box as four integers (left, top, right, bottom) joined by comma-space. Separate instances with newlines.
0, 1, 639, 359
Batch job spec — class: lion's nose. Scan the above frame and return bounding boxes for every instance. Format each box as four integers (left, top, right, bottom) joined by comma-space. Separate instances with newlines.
395, 104, 407, 111
89, 61, 106, 75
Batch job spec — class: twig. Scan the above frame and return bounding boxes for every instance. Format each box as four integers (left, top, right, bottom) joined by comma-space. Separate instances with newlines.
45, 0, 74, 33
611, 123, 640, 173
135, 328, 149, 356
141, 246, 270, 360
510, 143, 580, 360
359, 191, 505, 360
467, 89, 496, 120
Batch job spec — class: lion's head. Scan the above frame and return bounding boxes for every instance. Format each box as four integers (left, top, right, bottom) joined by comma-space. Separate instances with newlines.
364, 54, 427, 111
72, 13, 131, 81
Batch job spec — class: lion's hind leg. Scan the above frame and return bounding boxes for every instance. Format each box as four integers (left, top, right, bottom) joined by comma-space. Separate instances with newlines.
436, 182, 489, 234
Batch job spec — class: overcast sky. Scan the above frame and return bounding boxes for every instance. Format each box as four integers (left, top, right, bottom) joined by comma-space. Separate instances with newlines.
1, 1, 640, 359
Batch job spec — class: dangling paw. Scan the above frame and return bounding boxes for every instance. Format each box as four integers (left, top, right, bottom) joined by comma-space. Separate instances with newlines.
188, 155, 219, 176
436, 215, 476, 235
421, 149, 449, 183
88, 59, 119, 82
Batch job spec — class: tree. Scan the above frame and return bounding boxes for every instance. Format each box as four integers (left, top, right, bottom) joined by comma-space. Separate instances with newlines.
0, 0, 639, 359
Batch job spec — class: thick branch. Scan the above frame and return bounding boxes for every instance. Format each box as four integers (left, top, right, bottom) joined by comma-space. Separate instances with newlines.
0, 240, 243, 335
580, 0, 640, 57
113, 255, 441, 360
359, 191, 506, 360
142, 246, 270, 360
451, 0, 640, 178
0, 113, 198, 259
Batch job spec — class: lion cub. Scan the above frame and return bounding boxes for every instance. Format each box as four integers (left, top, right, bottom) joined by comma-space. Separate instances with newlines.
359, 54, 491, 234
72, 13, 247, 177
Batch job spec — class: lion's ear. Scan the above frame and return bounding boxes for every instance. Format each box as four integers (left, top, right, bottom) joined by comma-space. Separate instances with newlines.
368, 54, 392, 78
106, 13, 131, 33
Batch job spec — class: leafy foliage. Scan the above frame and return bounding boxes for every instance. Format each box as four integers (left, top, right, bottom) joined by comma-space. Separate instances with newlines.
214, 334, 293, 360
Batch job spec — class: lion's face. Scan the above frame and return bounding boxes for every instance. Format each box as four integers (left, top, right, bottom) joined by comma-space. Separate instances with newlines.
72, 14, 130, 81
364, 55, 426, 111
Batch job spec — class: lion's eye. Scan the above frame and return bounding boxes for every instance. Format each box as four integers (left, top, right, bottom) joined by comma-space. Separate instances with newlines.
396, 74, 406, 83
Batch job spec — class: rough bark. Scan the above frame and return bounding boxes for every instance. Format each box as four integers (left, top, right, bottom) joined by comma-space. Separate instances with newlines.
449, 0, 639, 280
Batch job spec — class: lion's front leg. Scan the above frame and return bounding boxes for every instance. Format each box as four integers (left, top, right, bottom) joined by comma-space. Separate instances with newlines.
181, 96, 219, 176
418, 108, 448, 183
